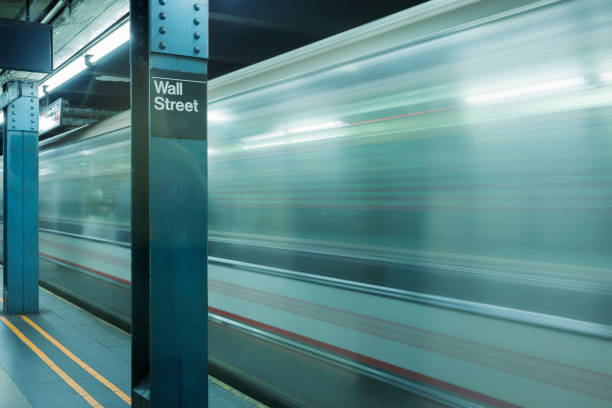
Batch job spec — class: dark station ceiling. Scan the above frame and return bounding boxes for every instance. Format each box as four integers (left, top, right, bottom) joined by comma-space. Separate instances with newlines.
0, 0, 54, 20
3, 0, 426, 113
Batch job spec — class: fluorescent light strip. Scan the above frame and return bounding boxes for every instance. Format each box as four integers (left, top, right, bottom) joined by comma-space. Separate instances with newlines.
0, 111, 3, 125
39, 21, 130, 97
466, 77, 585, 104
39, 58, 88, 97
88, 22, 130, 63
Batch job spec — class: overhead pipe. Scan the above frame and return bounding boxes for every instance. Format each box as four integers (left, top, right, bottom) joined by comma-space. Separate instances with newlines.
41, 0, 67, 24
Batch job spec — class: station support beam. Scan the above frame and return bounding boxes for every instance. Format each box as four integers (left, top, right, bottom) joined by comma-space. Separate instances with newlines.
1, 80, 39, 314
130, 2, 208, 407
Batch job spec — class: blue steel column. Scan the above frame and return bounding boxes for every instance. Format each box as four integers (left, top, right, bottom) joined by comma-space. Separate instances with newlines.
130, 2, 208, 407
2, 80, 39, 314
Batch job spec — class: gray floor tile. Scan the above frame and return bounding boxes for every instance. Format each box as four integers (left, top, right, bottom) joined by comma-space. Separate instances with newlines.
0, 366, 32, 408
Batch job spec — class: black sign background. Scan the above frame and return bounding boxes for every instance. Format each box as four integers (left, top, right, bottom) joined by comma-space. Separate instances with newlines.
150, 68, 206, 140
0, 18, 52, 73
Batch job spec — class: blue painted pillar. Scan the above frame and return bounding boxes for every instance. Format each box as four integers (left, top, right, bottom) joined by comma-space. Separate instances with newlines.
2, 80, 39, 314
130, 2, 208, 407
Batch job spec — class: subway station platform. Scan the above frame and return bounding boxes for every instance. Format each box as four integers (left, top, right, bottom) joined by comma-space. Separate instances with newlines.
0, 274, 264, 408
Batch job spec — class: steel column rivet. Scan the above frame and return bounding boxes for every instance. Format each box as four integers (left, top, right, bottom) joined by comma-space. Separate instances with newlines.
159, 12, 166, 20
193, 32, 200, 39
194, 3, 200, 11
159, 0, 166, 4
159, 41, 167, 50
193, 17, 200, 25
194, 46, 200, 54
159, 26, 166, 34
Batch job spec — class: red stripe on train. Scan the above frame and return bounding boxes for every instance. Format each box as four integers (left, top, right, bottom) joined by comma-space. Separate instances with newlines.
40, 252, 131, 286
208, 306, 521, 408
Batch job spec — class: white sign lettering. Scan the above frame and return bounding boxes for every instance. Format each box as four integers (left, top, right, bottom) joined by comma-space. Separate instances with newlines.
153, 80, 199, 112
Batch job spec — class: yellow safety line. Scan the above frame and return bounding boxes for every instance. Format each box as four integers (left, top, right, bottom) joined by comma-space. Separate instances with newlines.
209, 376, 268, 408
21, 315, 131, 405
0, 316, 103, 408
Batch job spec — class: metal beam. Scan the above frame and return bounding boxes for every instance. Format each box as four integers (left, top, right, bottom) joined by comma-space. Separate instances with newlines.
2, 80, 39, 314
0, 18, 52, 73
0, 81, 21, 109
130, 1, 208, 407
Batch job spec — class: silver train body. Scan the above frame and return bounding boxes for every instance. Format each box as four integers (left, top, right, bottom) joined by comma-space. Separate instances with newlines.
2, 0, 612, 406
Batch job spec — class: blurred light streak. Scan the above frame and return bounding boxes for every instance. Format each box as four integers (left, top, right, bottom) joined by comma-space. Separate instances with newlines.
465, 77, 585, 104
239, 107, 456, 150
242, 140, 287, 149
241, 121, 346, 147
289, 134, 342, 144
599, 72, 612, 82
288, 120, 345, 134
349, 107, 453, 126
242, 131, 287, 142
209, 110, 231, 123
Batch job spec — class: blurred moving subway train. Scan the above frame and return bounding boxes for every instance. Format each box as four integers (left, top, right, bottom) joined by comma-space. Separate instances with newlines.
2, 0, 612, 406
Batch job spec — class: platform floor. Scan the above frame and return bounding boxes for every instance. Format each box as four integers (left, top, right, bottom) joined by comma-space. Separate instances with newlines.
0, 275, 264, 408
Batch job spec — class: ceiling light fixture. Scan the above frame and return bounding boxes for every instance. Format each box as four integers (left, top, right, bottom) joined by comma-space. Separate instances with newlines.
39, 58, 88, 97
38, 21, 130, 97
